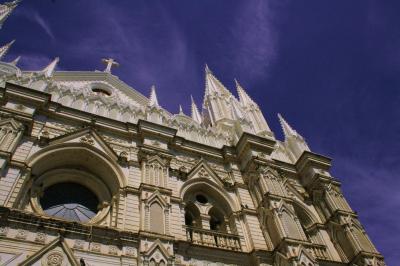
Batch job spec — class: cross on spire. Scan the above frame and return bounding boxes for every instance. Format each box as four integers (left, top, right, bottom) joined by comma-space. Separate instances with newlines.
102, 58, 119, 73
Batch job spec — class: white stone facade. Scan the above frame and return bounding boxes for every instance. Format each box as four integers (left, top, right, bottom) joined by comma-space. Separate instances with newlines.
0, 3, 385, 265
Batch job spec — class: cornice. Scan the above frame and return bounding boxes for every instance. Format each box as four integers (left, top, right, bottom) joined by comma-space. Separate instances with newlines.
296, 151, 332, 175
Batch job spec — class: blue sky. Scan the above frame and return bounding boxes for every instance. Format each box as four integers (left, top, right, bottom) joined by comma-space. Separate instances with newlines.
2, 0, 399, 263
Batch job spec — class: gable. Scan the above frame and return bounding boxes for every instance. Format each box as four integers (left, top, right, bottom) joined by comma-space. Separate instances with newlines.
47, 127, 118, 161
19, 237, 79, 266
187, 159, 224, 187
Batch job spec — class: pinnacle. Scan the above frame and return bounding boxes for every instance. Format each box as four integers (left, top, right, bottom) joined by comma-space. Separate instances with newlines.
42, 57, 59, 78
10, 55, 20, 65
277, 113, 298, 140
205, 63, 212, 74
235, 79, 256, 107
0, 1, 21, 29
191, 95, 202, 124
0, 39, 15, 61
148, 85, 159, 107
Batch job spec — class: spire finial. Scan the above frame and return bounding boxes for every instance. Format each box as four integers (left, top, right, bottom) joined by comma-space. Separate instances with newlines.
235, 79, 256, 107
179, 104, 184, 114
102, 58, 119, 74
277, 113, 298, 140
190, 95, 202, 124
0, 0, 21, 29
205, 63, 212, 74
42, 57, 59, 78
148, 85, 159, 107
0, 39, 15, 61
10, 55, 20, 66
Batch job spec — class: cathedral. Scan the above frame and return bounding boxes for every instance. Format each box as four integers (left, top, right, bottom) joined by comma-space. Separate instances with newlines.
0, 1, 385, 265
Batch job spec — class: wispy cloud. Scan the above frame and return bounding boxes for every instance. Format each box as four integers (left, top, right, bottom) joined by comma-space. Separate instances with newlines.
230, 0, 282, 80
33, 11, 55, 41
15, 8, 55, 41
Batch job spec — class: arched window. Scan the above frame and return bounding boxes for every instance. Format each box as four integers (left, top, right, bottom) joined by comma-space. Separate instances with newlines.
150, 202, 164, 234
40, 182, 99, 222
209, 207, 227, 233
281, 210, 303, 240
184, 202, 201, 228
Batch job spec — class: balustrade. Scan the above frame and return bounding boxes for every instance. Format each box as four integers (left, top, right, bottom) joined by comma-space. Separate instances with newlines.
185, 226, 241, 251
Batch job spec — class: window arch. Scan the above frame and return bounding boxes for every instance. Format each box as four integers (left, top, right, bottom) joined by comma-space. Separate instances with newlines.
24, 142, 126, 225
150, 202, 164, 234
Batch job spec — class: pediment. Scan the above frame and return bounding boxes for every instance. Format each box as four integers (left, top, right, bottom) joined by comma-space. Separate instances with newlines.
187, 159, 224, 187
48, 127, 118, 161
0, 117, 24, 130
297, 246, 317, 264
147, 155, 167, 167
147, 190, 169, 207
19, 236, 79, 266
145, 239, 171, 262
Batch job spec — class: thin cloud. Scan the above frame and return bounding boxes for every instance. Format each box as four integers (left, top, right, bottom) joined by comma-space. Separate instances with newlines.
33, 12, 55, 41
15, 8, 55, 41
230, 0, 280, 80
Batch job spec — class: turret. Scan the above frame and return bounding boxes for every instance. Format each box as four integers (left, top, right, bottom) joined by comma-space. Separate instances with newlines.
278, 113, 310, 161
235, 79, 273, 137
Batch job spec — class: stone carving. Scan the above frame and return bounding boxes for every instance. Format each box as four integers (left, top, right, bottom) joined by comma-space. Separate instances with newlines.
45, 251, 64, 266
73, 239, 84, 250
15, 229, 27, 240
91, 242, 101, 252
125, 247, 136, 257
108, 245, 118, 255
0, 226, 8, 236
80, 135, 94, 145
35, 232, 46, 243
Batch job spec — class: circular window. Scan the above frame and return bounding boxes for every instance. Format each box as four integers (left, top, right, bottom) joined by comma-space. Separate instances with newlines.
196, 194, 208, 204
40, 182, 99, 222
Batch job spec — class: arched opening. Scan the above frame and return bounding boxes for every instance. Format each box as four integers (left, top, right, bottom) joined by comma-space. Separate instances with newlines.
25, 143, 125, 224
209, 207, 227, 232
184, 202, 201, 228
150, 202, 164, 234
292, 201, 319, 242
181, 179, 241, 250
40, 182, 99, 222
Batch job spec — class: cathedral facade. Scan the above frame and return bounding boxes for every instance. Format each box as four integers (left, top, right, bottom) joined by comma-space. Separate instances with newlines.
0, 2, 385, 265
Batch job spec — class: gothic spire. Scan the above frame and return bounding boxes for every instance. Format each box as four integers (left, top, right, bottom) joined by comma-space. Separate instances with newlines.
0, 40, 15, 61
9, 55, 20, 66
42, 57, 59, 78
191, 95, 202, 124
179, 104, 184, 114
277, 113, 299, 140
148, 85, 159, 107
277, 113, 310, 160
204, 64, 231, 96
235, 79, 256, 107
0, 0, 20, 29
